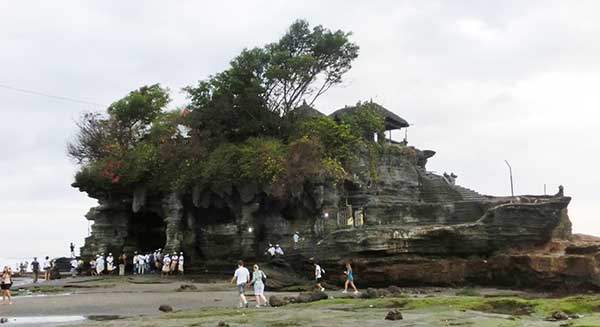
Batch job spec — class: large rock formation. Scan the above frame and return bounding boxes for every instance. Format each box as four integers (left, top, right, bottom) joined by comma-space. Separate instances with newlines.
75, 107, 598, 291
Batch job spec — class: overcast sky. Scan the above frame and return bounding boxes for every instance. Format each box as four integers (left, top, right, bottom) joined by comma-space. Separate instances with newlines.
1, 1, 598, 262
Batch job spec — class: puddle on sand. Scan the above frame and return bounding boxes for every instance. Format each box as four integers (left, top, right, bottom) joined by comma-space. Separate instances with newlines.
1, 315, 85, 325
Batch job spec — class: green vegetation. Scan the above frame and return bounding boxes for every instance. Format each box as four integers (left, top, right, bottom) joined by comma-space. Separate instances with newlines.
68, 20, 410, 209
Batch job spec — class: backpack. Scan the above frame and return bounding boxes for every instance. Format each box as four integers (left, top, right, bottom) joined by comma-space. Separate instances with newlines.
261, 271, 267, 285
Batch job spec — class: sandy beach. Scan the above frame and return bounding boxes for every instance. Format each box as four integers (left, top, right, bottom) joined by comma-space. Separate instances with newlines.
2, 275, 600, 326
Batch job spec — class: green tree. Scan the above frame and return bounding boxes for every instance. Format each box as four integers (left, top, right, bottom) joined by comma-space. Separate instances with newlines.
265, 20, 359, 115
184, 19, 359, 141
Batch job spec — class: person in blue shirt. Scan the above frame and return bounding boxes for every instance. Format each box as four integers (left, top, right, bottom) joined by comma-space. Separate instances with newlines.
342, 262, 359, 294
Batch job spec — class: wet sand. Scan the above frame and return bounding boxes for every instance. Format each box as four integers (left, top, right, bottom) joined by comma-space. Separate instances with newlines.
3, 276, 600, 326
0, 275, 298, 325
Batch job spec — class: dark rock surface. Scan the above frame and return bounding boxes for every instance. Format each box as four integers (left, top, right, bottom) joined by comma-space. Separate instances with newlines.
268, 295, 287, 307
158, 304, 173, 313
74, 131, 595, 290
385, 309, 403, 320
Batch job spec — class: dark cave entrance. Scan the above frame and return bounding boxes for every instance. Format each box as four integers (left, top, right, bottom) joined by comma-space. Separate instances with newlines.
128, 211, 166, 252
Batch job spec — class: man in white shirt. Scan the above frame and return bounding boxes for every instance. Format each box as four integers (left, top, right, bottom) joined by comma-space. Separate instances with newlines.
266, 244, 275, 257
133, 252, 139, 275
230, 260, 250, 308
138, 253, 146, 275
275, 244, 284, 256
293, 232, 300, 249
70, 258, 78, 277
314, 263, 325, 292
43, 256, 51, 281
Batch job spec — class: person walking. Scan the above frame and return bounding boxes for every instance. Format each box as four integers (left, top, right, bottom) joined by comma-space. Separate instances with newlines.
106, 253, 114, 274
31, 258, 40, 283
43, 256, 51, 281
90, 257, 97, 276
161, 255, 171, 277
96, 254, 105, 275
70, 258, 78, 277
133, 252, 139, 275
314, 263, 325, 292
250, 264, 268, 307
137, 253, 146, 275
70, 242, 75, 257
170, 252, 178, 273
342, 262, 359, 294
1, 266, 13, 305
230, 260, 250, 308
119, 253, 127, 276
178, 252, 184, 275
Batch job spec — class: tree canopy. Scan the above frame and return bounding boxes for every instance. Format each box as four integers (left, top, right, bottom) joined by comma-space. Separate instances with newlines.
68, 20, 407, 201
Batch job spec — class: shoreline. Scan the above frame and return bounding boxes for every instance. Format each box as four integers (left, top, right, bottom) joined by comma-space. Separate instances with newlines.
2, 275, 600, 326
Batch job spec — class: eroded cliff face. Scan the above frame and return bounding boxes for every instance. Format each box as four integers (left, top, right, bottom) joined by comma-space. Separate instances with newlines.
76, 145, 596, 290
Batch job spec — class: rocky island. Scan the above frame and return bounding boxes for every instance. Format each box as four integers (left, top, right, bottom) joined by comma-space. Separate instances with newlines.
70, 20, 599, 291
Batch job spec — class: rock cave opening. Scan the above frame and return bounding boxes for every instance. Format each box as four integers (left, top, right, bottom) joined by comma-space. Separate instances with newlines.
127, 211, 166, 252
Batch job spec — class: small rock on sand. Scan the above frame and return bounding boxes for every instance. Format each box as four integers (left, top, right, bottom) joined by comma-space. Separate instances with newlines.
159, 304, 174, 312
0, 317, 8, 324
269, 295, 287, 307
385, 309, 403, 321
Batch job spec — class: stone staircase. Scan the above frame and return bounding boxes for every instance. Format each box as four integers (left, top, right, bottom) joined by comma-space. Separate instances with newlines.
419, 171, 485, 203
452, 184, 485, 202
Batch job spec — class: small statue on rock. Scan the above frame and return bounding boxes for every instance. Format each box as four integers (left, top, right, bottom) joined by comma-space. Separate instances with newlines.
555, 185, 564, 197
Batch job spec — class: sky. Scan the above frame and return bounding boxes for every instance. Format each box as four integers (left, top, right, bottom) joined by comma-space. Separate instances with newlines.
1, 0, 598, 262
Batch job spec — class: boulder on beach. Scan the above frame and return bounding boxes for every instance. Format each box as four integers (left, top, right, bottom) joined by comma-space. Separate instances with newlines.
158, 304, 173, 312
385, 309, 403, 321
269, 295, 287, 307
177, 284, 198, 292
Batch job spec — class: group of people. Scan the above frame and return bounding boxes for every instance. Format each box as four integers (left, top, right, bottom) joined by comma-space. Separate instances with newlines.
231, 261, 268, 308
88, 249, 184, 276
230, 260, 359, 309
313, 262, 358, 294
265, 244, 285, 257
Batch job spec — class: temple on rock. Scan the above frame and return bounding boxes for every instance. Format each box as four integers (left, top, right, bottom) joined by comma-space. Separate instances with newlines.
75, 102, 596, 290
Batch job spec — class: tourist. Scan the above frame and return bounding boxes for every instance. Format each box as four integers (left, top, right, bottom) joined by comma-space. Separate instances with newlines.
342, 263, 359, 294
161, 254, 171, 277
119, 253, 127, 276
43, 256, 51, 281
133, 252, 139, 275
178, 252, 184, 275
275, 244, 284, 256
31, 258, 40, 283
106, 253, 114, 274
155, 249, 163, 272
1, 266, 13, 305
170, 252, 178, 273
96, 254, 105, 275
145, 253, 151, 273
314, 263, 325, 292
266, 244, 275, 257
137, 252, 146, 275
250, 264, 268, 307
148, 252, 155, 273
77, 258, 84, 275
70, 257, 78, 277
90, 256, 97, 276
70, 242, 75, 257
293, 231, 300, 249
230, 260, 250, 308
